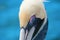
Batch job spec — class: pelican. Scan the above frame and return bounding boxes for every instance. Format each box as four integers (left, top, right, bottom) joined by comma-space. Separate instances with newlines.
19, 0, 48, 40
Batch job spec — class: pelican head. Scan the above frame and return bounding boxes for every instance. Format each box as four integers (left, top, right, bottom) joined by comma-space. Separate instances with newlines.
19, 0, 47, 40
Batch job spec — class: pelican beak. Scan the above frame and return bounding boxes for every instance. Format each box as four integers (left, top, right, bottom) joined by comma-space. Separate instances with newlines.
20, 28, 25, 40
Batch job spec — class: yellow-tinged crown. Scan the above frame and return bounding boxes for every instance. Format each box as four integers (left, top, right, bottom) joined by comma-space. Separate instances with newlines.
19, 0, 46, 28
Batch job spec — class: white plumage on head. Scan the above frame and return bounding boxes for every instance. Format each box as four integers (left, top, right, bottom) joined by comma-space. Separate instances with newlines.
19, 0, 46, 28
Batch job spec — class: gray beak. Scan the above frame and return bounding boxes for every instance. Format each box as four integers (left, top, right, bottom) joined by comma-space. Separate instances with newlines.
20, 28, 25, 40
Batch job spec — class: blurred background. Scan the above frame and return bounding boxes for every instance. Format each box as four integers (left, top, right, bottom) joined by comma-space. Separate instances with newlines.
0, 0, 60, 40
44, 0, 60, 40
0, 0, 22, 40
